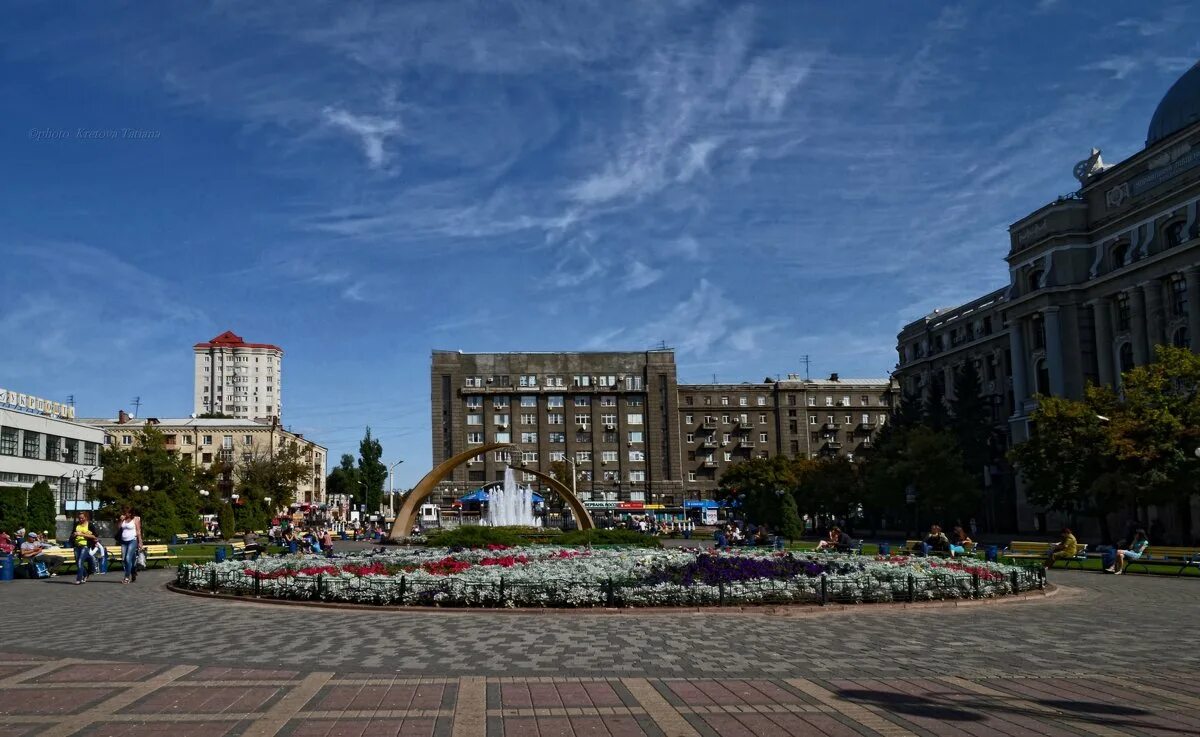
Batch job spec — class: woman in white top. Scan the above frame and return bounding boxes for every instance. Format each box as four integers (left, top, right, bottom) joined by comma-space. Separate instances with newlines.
116, 506, 142, 584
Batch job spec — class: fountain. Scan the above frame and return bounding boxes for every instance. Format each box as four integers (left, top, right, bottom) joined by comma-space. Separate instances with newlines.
485, 467, 541, 527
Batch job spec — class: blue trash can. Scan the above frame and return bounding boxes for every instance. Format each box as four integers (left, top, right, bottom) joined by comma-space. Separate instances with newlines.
879, 542, 891, 557
0, 554, 13, 581
986, 545, 999, 563
288, 540, 298, 554
215, 547, 227, 563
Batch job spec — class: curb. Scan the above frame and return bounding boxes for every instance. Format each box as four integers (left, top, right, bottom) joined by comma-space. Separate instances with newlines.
164, 580, 1060, 617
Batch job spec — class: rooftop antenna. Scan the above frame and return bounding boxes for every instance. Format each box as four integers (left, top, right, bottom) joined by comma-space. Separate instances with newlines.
712, 373, 717, 384
67, 394, 75, 408
798, 355, 811, 381
130, 396, 142, 418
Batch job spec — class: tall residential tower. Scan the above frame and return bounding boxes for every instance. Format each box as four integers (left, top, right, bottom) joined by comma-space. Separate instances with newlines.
193, 331, 283, 420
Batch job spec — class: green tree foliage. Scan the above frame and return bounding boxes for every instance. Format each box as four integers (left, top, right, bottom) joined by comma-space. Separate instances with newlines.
949, 362, 995, 482
96, 426, 209, 541
233, 443, 311, 532
778, 492, 804, 540
215, 502, 235, 540
0, 487, 27, 533
357, 427, 387, 514
325, 454, 359, 500
25, 481, 56, 535
718, 455, 798, 529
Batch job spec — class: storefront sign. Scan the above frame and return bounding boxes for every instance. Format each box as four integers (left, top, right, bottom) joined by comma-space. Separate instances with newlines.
0, 388, 75, 419
584, 501, 618, 509
617, 502, 644, 510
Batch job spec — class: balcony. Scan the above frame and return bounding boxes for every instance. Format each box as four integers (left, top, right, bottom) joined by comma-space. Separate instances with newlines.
857, 421, 876, 432
823, 441, 842, 450
699, 439, 718, 449
736, 418, 755, 428
822, 422, 841, 431
701, 420, 717, 430
702, 460, 718, 468
738, 439, 756, 448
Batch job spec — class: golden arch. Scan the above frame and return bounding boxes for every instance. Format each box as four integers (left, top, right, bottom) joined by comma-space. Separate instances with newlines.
387, 444, 594, 540
507, 465, 594, 532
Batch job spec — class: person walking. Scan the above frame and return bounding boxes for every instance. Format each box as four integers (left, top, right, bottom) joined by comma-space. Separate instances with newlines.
72, 512, 98, 585
116, 507, 142, 583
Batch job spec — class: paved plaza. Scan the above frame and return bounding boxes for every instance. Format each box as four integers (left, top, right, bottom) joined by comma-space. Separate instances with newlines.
1, 568, 1197, 736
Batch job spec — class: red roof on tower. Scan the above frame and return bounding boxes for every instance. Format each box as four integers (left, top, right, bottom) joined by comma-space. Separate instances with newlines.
193, 331, 283, 353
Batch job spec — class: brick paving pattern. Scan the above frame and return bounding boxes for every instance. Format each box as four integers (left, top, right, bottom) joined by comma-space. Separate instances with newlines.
0, 568, 1196, 735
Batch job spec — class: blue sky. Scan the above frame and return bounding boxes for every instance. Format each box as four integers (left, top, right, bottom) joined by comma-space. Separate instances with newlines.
2, 2, 1197, 485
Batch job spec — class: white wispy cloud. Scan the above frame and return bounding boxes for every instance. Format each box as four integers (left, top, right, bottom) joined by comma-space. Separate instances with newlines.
622, 260, 664, 291
1083, 56, 1140, 80
322, 106, 402, 169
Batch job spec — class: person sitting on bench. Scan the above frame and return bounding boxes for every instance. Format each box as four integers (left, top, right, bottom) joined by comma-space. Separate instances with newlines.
18, 532, 64, 578
1045, 527, 1078, 568
1107, 529, 1148, 575
948, 526, 973, 557
917, 525, 950, 555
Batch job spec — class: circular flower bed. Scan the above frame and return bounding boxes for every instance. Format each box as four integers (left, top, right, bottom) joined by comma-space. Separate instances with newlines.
175, 546, 1043, 608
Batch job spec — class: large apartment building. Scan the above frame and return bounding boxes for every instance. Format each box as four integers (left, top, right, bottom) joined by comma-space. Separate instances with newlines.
0, 388, 105, 513
193, 331, 283, 420
85, 413, 326, 504
895, 59, 1200, 535
430, 351, 893, 505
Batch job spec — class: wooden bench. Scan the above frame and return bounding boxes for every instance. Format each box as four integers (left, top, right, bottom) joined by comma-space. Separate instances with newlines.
903, 539, 978, 557
143, 544, 178, 567
1121, 545, 1200, 575
1005, 540, 1089, 568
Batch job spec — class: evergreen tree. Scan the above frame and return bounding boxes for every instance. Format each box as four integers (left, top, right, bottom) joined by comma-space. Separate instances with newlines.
326, 454, 360, 500
922, 378, 951, 431
357, 427, 387, 514
949, 362, 995, 489
0, 487, 26, 532
778, 492, 804, 541
25, 481, 56, 535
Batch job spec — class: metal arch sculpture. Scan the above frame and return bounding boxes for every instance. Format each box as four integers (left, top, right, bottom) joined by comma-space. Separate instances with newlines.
388, 443, 512, 541
507, 465, 595, 532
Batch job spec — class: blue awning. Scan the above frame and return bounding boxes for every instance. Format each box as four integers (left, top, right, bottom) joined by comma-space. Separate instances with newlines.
684, 500, 720, 509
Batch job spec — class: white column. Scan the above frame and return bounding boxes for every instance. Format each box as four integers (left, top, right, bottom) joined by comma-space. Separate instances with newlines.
1043, 307, 1065, 396
1089, 297, 1114, 387
1186, 266, 1200, 352
1008, 322, 1028, 415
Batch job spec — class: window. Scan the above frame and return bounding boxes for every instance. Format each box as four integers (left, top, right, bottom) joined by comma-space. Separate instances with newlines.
688, 472, 697, 482
548, 413, 563, 425
522, 472, 537, 483
628, 431, 643, 443
1027, 269, 1043, 292
809, 415, 817, 424
624, 376, 643, 390
879, 414, 888, 425
722, 433, 732, 443
0, 427, 16, 456
574, 395, 591, 407
806, 396, 814, 406
467, 432, 484, 444
518, 374, 537, 387
684, 414, 693, 424
520, 413, 537, 425
600, 395, 616, 407
842, 396, 850, 406
862, 414, 870, 425
573, 375, 591, 387
722, 414, 731, 425
549, 451, 565, 462
494, 450, 511, 462
1035, 359, 1050, 395
1117, 293, 1131, 331
860, 395, 869, 405
724, 452, 732, 462
686, 433, 694, 443
576, 451, 591, 463
243, 435, 253, 445
548, 432, 565, 443
1112, 242, 1129, 268
202, 435, 212, 445
844, 415, 852, 425
202, 452, 212, 463
494, 432, 511, 443
601, 413, 618, 426
685, 396, 694, 405
520, 395, 537, 407
575, 414, 591, 427
602, 450, 618, 462
465, 376, 482, 387
720, 396, 729, 405
739, 397, 748, 406
1171, 275, 1188, 317
603, 431, 617, 443
759, 414, 767, 424
598, 375, 617, 388
1166, 221, 1186, 248
222, 435, 233, 449
184, 435, 193, 444
1119, 342, 1135, 374
759, 433, 768, 443
521, 451, 538, 463
83, 442, 97, 465
494, 414, 510, 426
628, 470, 645, 482
627, 396, 643, 406
1172, 327, 1190, 349
493, 396, 510, 409
704, 396, 711, 405
547, 395, 564, 408
520, 432, 538, 443
825, 397, 833, 406
627, 413, 643, 425
466, 397, 483, 410
546, 375, 565, 387
1032, 314, 1046, 350
756, 396, 766, 406
576, 431, 592, 443
466, 414, 483, 426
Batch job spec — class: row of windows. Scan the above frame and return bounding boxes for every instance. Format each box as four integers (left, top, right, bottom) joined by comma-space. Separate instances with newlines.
471, 449, 648, 463
465, 395, 641, 409
468, 430, 646, 444
684, 394, 888, 407
203, 354, 275, 363
467, 413, 643, 426
0, 427, 99, 465
465, 374, 643, 390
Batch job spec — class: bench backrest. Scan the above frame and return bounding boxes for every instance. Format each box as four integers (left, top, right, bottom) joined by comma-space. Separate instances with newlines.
1009, 540, 1087, 555
1142, 546, 1200, 559
230, 541, 246, 550
144, 544, 171, 556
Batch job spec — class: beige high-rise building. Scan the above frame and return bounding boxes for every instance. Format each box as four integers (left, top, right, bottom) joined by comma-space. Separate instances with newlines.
193, 331, 283, 420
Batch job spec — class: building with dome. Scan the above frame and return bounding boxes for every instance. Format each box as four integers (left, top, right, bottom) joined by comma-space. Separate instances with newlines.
895, 61, 1200, 538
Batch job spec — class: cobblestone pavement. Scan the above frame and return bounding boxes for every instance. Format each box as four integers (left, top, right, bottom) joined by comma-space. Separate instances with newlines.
1, 569, 1196, 735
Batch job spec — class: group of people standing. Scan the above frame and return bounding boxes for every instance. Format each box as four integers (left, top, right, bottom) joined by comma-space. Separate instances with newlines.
4, 508, 143, 584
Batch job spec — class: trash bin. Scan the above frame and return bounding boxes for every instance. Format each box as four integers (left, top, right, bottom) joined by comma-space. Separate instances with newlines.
986, 545, 998, 563
288, 540, 298, 554
0, 554, 13, 581
215, 547, 227, 563
879, 542, 891, 557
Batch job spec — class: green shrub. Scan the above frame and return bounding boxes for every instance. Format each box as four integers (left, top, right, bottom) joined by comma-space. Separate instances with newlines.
425, 526, 525, 548
25, 481, 57, 536
0, 487, 27, 533
557, 529, 663, 548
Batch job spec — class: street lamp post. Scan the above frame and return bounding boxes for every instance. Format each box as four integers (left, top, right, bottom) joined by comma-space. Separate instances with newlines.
387, 460, 404, 518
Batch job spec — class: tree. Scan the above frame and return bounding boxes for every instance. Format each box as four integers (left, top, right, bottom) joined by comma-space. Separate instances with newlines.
778, 492, 804, 540
234, 443, 311, 532
357, 427, 386, 514
326, 454, 360, 500
718, 456, 799, 530
96, 426, 208, 541
25, 481, 56, 535
949, 362, 995, 484
0, 487, 26, 533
